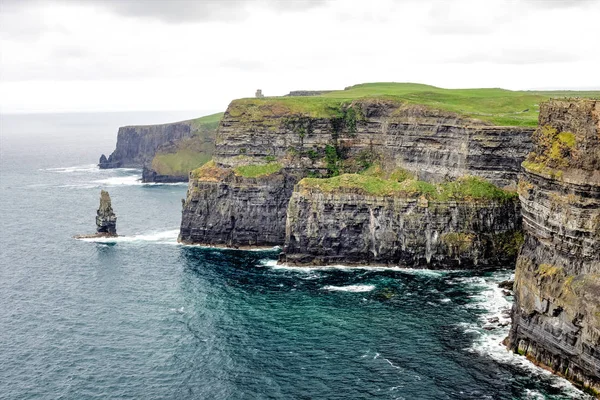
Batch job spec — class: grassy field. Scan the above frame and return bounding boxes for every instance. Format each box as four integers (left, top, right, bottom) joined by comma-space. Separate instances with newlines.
190, 112, 223, 134
299, 173, 518, 201
233, 162, 283, 178
230, 82, 600, 127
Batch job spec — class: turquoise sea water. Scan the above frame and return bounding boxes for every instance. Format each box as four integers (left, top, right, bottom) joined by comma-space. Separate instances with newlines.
0, 113, 591, 399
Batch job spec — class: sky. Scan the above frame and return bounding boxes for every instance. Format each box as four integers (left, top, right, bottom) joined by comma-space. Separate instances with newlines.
1, 0, 599, 114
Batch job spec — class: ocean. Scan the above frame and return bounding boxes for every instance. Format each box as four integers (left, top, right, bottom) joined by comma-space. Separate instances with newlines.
0, 112, 591, 399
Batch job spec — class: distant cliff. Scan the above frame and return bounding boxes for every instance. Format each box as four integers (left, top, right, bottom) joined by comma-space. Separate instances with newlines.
99, 121, 193, 169
99, 113, 222, 176
508, 100, 600, 396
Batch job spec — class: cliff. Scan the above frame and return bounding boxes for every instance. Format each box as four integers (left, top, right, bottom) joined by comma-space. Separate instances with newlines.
280, 175, 522, 268
180, 92, 532, 248
99, 113, 222, 174
215, 98, 534, 188
180, 83, 599, 249
508, 99, 600, 396
179, 161, 298, 246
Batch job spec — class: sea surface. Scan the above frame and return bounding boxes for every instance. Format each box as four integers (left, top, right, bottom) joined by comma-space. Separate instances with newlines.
0, 112, 591, 399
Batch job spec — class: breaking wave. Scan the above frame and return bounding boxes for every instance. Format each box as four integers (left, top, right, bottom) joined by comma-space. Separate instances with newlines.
322, 284, 376, 292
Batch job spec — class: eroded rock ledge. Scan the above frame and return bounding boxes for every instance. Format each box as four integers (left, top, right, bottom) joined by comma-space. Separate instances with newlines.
280, 188, 522, 268
508, 99, 600, 396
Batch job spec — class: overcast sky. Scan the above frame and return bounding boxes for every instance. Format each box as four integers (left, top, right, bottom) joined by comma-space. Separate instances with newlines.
1, 0, 599, 113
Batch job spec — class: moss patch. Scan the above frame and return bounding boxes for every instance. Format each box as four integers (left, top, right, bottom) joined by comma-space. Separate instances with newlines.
299, 174, 517, 201
233, 162, 283, 178
441, 232, 475, 254
190, 160, 230, 182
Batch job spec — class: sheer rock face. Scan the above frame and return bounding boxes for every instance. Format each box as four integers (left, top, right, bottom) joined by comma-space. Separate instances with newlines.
96, 190, 117, 236
99, 121, 193, 169
280, 190, 522, 268
509, 100, 600, 395
214, 101, 534, 188
180, 100, 533, 247
179, 171, 298, 247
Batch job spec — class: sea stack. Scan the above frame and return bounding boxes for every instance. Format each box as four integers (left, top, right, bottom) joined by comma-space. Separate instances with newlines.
96, 190, 117, 236
508, 99, 600, 395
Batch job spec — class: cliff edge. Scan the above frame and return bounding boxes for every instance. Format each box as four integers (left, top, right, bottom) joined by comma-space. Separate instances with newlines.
508, 99, 600, 396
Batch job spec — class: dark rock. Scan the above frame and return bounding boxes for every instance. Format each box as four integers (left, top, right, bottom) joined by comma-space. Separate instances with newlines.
179, 169, 298, 247
96, 190, 117, 236
508, 99, 600, 395
498, 280, 514, 290
142, 165, 187, 183
488, 317, 500, 324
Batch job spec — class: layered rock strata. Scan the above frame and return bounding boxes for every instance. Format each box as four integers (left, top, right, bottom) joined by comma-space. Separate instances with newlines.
280, 188, 522, 268
509, 99, 600, 396
181, 99, 532, 247
96, 190, 117, 236
179, 163, 298, 246
215, 100, 534, 188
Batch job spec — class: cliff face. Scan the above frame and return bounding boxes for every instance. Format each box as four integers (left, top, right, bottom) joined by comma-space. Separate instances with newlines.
179, 162, 298, 246
99, 121, 193, 169
180, 99, 532, 248
280, 186, 522, 268
215, 100, 534, 188
509, 100, 600, 395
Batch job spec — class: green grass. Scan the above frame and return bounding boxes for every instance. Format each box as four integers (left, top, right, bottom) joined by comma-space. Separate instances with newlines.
299, 174, 517, 201
233, 162, 283, 178
150, 112, 223, 176
189, 112, 223, 135
152, 149, 212, 176
229, 82, 600, 127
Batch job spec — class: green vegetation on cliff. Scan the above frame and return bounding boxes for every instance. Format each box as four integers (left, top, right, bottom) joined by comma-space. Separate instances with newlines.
229, 83, 600, 127
151, 112, 223, 176
234, 162, 283, 178
299, 173, 518, 202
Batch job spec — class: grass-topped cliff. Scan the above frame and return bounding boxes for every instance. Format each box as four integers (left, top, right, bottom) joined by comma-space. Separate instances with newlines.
298, 165, 517, 202
228, 82, 600, 127
150, 112, 223, 177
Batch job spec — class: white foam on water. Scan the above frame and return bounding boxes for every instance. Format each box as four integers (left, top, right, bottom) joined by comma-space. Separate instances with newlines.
322, 284, 376, 293
269, 263, 454, 276
94, 175, 143, 186
42, 164, 101, 173
77, 229, 180, 245
461, 272, 591, 399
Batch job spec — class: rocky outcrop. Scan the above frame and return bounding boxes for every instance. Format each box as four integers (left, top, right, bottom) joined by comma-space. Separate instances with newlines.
96, 190, 117, 235
180, 98, 533, 247
508, 99, 600, 396
75, 190, 117, 239
179, 162, 298, 246
141, 166, 187, 183
280, 184, 522, 268
99, 120, 195, 169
